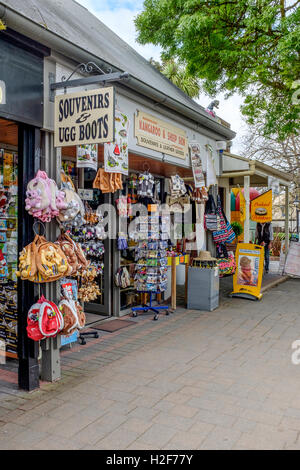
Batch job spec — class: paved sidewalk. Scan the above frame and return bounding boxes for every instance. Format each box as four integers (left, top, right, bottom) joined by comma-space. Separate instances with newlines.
0, 279, 300, 449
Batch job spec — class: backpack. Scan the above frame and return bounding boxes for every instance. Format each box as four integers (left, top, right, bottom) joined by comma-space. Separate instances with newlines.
27, 296, 64, 341
57, 186, 85, 228
17, 235, 70, 282
59, 298, 86, 336
25, 170, 67, 223
55, 232, 89, 276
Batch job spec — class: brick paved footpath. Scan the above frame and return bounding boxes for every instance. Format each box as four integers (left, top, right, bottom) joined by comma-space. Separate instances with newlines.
0, 279, 300, 449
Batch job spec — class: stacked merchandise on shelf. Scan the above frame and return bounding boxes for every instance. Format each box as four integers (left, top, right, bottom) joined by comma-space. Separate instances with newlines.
0, 148, 18, 357
134, 214, 169, 294
68, 209, 105, 303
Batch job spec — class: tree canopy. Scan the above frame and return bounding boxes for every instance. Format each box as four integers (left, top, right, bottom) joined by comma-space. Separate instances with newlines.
135, 0, 300, 139
150, 57, 201, 98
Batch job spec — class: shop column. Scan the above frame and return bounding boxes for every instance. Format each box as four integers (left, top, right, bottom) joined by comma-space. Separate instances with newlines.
244, 175, 250, 243
17, 125, 40, 391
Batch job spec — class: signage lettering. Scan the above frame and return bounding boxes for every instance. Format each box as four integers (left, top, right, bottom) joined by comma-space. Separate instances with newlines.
135, 110, 188, 159
250, 189, 272, 223
54, 87, 114, 147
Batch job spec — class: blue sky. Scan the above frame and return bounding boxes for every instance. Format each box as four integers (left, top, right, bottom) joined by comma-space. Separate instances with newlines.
76, 0, 245, 151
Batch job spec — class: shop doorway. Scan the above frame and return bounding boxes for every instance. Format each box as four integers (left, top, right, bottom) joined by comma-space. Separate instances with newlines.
61, 148, 111, 317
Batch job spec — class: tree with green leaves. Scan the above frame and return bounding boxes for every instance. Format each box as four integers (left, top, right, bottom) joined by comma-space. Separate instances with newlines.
149, 57, 200, 98
135, 0, 300, 139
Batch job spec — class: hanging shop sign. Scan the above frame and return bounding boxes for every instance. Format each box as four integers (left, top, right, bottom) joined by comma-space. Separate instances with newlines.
189, 142, 205, 188
76, 144, 98, 171
250, 189, 272, 223
104, 110, 129, 176
54, 87, 115, 147
231, 243, 264, 300
205, 144, 217, 187
135, 110, 188, 160
0, 81, 6, 105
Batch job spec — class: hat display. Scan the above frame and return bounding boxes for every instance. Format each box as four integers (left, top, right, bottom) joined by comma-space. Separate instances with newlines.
196, 250, 217, 261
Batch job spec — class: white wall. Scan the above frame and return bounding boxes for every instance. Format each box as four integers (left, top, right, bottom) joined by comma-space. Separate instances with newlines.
44, 58, 223, 176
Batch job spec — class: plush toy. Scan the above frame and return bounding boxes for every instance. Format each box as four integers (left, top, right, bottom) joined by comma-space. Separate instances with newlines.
25, 170, 68, 222
78, 281, 101, 302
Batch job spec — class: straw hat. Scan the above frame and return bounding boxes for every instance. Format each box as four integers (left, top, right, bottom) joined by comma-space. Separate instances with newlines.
196, 250, 217, 261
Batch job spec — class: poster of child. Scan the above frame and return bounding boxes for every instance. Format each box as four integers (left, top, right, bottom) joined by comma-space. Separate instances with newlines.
237, 255, 259, 287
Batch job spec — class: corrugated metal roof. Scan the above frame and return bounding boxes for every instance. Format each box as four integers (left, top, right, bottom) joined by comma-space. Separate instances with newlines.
1, 0, 233, 135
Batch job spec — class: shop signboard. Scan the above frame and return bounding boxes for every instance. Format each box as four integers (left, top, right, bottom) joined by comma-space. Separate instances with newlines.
134, 110, 188, 160
232, 243, 264, 300
284, 242, 300, 277
54, 87, 115, 147
250, 189, 272, 223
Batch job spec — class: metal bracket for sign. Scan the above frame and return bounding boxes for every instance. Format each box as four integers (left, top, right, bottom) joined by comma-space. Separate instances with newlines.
49, 61, 129, 101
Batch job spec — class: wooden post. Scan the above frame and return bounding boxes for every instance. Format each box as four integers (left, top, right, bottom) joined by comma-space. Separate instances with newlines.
171, 257, 177, 311
285, 185, 289, 256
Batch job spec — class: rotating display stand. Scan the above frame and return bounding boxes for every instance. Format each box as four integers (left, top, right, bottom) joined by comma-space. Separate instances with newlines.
131, 213, 169, 320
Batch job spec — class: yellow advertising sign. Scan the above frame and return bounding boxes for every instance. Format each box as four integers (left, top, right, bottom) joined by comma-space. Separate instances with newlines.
250, 189, 272, 223
54, 87, 115, 147
239, 188, 246, 222
231, 243, 264, 300
135, 110, 188, 159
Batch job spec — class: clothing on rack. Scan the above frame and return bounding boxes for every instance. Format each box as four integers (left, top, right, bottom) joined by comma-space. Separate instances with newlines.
93, 168, 123, 193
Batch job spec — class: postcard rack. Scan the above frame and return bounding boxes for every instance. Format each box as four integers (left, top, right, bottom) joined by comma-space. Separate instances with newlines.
131, 213, 169, 320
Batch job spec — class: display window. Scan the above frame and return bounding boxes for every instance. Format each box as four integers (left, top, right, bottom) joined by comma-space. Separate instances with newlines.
0, 118, 19, 358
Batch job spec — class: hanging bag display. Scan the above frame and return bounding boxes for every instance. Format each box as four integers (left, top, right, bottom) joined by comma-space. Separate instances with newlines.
212, 196, 236, 244
204, 194, 219, 231
59, 298, 86, 336
56, 185, 85, 229
55, 232, 89, 277
17, 235, 70, 282
25, 170, 67, 223
27, 296, 64, 341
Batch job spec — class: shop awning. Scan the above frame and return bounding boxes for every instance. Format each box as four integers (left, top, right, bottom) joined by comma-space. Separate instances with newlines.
221, 152, 293, 187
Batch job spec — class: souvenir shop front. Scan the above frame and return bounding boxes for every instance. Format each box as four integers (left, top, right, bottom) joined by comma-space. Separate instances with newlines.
0, 29, 48, 389
58, 133, 197, 319
54, 85, 222, 319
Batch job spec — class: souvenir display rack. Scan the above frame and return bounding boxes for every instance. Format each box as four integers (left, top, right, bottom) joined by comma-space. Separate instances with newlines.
0, 147, 18, 358
132, 212, 169, 320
